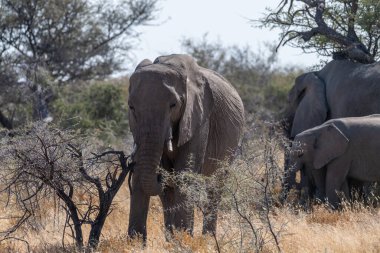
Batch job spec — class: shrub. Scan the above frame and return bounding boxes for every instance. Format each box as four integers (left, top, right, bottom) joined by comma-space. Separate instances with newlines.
53, 78, 129, 143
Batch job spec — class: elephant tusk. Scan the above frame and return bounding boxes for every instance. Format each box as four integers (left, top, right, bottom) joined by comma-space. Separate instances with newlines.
167, 139, 173, 152
167, 127, 173, 152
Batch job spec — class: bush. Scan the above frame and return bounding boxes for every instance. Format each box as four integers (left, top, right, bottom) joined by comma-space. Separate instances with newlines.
159, 121, 286, 252
0, 123, 134, 250
52, 78, 129, 143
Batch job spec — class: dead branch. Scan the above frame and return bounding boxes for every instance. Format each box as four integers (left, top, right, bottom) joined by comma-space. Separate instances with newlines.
260, 0, 378, 63
0, 124, 135, 250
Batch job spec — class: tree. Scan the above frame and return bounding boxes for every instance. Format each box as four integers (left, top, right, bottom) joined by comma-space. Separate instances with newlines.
0, 0, 158, 81
0, 56, 20, 129
0, 0, 158, 129
0, 123, 134, 250
259, 0, 380, 63
52, 78, 130, 143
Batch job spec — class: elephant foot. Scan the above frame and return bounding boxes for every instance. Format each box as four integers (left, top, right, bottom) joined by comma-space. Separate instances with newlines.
325, 194, 341, 210
202, 214, 217, 235
202, 225, 217, 236
164, 227, 174, 242
128, 227, 147, 242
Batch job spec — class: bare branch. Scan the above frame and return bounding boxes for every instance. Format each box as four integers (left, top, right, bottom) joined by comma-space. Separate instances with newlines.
0, 123, 136, 250
258, 0, 379, 63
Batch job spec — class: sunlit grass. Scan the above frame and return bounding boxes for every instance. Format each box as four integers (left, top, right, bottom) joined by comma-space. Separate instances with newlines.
1, 129, 380, 253
1, 184, 380, 252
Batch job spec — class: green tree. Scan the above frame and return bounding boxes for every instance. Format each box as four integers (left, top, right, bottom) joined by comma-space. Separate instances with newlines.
258, 0, 380, 63
53, 78, 130, 143
0, 0, 158, 129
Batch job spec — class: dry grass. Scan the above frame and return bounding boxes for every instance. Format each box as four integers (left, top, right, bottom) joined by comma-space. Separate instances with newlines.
1, 184, 380, 252
280, 206, 380, 253
1, 128, 380, 252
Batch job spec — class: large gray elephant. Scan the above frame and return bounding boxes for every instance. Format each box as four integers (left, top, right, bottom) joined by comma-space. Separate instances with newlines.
283, 59, 380, 194
127, 54, 244, 239
290, 115, 380, 208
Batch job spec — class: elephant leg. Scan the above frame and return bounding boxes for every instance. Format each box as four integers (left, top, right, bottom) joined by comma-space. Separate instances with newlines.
202, 185, 221, 234
325, 182, 342, 209
348, 179, 369, 203
299, 169, 311, 206
312, 167, 326, 201
128, 182, 150, 240
173, 189, 194, 234
341, 180, 350, 200
159, 155, 175, 237
325, 160, 349, 209
160, 186, 175, 237
160, 185, 194, 235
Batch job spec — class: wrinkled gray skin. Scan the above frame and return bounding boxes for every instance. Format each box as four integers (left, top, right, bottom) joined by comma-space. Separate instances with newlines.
284, 60, 380, 194
127, 54, 244, 239
290, 115, 380, 209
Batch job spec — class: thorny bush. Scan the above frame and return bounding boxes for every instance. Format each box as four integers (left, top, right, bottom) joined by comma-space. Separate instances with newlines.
0, 123, 133, 251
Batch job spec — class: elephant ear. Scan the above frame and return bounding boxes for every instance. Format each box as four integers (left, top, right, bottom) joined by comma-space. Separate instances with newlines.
178, 58, 214, 146
290, 73, 328, 138
178, 72, 214, 146
313, 123, 349, 169
153, 55, 214, 146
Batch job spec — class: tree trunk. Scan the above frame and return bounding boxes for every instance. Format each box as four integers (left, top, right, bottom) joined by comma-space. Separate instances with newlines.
87, 201, 110, 249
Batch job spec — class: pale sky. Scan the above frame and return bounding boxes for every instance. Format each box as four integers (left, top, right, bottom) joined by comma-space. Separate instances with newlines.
129, 0, 324, 71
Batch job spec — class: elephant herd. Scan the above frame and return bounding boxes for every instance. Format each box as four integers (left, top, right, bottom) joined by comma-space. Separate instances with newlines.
127, 54, 380, 239
284, 59, 380, 208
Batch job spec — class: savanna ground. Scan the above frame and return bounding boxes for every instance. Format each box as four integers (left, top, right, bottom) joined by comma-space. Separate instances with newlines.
1, 127, 380, 253
4, 189, 380, 252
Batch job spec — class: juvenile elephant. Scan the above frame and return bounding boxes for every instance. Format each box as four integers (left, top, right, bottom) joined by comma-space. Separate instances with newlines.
283, 59, 380, 194
127, 54, 244, 239
290, 115, 380, 208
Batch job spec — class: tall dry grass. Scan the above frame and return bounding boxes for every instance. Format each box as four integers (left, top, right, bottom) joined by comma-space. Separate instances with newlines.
1, 125, 380, 252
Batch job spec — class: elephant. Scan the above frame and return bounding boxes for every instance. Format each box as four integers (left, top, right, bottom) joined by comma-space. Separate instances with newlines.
127, 54, 245, 239
283, 59, 380, 196
289, 115, 380, 208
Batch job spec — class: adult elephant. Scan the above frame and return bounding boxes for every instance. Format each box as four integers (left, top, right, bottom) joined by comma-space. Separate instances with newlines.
127, 54, 244, 239
283, 59, 380, 194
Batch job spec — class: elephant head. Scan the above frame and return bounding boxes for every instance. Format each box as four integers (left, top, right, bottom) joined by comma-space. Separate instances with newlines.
293, 123, 349, 169
287, 72, 328, 138
128, 54, 213, 196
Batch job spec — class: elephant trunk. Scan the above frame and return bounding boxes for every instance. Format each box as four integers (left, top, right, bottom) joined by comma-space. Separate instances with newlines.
134, 132, 164, 196
281, 106, 295, 139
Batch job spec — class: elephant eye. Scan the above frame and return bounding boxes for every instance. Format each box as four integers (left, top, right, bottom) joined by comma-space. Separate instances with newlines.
170, 103, 176, 109
129, 105, 135, 111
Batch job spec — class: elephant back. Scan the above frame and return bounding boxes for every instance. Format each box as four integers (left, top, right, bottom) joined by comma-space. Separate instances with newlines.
322, 60, 380, 119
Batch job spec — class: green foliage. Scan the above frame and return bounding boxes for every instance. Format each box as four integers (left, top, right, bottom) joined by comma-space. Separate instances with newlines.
0, 0, 158, 130
53, 78, 129, 142
181, 36, 302, 121
262, 71, 300, 115
0, 0, 158, 82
